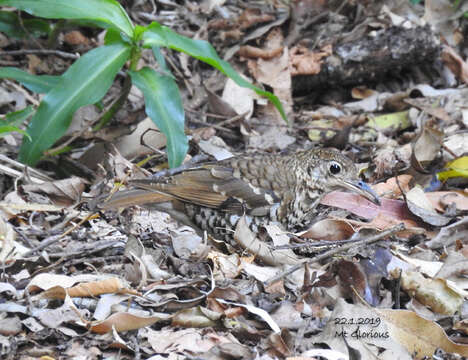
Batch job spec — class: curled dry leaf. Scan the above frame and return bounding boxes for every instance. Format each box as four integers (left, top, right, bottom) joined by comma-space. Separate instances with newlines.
221, 77, 256, 119
405, 186, 451, 226
171, 232, 209, 260
197, 137, 234, 161
41, 277, 137, 300
289, 44, 331, 76
27, 273, 135, 295
372, 175, 412, 199
115, 117, 167, 160
412, 125, 443, 171
21, 176, 87, 207
207, 251, 241, 280
0, 216, 28, 262
238, 44, 283, 59
172, 306, 221, 328
425, 217, 468, 249
391, 250, 443, 278
426, 191, 468, 212
336, 259, 379, 306
300, 218, 355, 241
90, 312, 171, 334
206, 85, 237, 118
217, 298, 281, 333
246, 28, 292, 120
441, 45, 468, 84
390, 269, 465, 315
238, 8, 275, 30
234, 215, 300, 266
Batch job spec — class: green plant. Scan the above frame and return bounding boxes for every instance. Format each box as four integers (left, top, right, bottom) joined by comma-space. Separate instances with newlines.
0, 106, 34, 140
0, 0, 285, 168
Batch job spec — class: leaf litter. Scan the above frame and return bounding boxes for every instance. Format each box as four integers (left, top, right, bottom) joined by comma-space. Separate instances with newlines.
1, 1, 468, 359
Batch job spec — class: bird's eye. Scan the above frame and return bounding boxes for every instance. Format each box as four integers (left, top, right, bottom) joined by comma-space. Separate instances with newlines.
329, 161, 341, 175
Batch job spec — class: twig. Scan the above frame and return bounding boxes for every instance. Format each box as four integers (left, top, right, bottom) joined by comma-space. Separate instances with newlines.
22, 212, 99, 257
150, 154, 211, 179
264, 223, 406, 286
217, 111, 249, 127
441, 144, 458, 159
0, 49, 79, 59
17, 9, 44, 50
185, 108, 231, 119
0, 154, 53, 182
3, 79, 40, 106
189, 118, 237, 135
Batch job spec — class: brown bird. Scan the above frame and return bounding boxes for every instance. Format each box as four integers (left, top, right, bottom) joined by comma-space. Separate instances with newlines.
102, 148, 380, 239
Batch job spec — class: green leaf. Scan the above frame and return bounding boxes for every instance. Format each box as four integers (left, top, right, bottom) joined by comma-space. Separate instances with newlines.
0, 106, 35, 140
0, 10, 50, 38
0, 0, 134, 37
129, 67, 188, 168
0, 124, 30, 139
0, 67, 60, 93
104, 27, 129, 45
142, 22, 286, 121
1, 105, 35, 125
19, 43, 131, 165
151, 46, 171, 74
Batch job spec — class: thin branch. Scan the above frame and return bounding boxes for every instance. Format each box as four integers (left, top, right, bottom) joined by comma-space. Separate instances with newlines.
0, 49, 79, 59
265, 223, 406, 286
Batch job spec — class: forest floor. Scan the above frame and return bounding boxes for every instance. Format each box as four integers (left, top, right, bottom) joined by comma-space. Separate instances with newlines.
0, 1, 468, 359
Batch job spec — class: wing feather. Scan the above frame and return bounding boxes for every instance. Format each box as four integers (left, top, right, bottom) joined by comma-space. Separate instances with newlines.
130, 164, 280, 213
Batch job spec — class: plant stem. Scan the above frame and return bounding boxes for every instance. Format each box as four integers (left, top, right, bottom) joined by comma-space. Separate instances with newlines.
93, 47, 141, 131
47, 20, 66, 49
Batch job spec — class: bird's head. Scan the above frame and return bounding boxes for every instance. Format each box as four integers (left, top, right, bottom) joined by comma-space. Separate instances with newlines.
298, 148, 381, 205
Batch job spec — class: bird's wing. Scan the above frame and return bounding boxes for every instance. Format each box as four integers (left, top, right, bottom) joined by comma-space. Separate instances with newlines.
130, 164, 280, 215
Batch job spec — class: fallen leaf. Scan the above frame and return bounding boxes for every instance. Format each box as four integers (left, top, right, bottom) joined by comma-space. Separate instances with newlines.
234, 216, 299, 266
372, 175, 413, 199
405, 187, 451, 226
91, 312, 170, 334
390, 270, 464, 315
412, 125, 443, 170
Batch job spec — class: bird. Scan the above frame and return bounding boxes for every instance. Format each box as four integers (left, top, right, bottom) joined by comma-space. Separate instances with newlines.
101, 148, 380, 240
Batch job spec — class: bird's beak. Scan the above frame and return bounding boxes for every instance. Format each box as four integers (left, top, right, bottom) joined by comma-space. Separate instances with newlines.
341, 179, 381, 205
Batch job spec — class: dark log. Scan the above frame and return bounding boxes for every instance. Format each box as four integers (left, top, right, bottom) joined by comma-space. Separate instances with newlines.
293, 26, 440, 95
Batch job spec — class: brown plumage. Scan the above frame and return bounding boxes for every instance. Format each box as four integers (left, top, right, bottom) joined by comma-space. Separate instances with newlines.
102, 148, 380, 239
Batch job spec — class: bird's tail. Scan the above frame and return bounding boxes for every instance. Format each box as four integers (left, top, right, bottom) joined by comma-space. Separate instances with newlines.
99, 189, 173, 209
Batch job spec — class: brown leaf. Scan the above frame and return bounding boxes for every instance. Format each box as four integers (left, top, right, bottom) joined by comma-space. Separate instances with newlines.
234, 216, 299, 266
412, 125, 444, 172
21, 176, 87, 206
378, 308, 468, 358
321, 191, 416, 223
91, 312, 170, 334
390, 270, 464, 315
441, 45, 468, 84
405, 187, 451, 226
